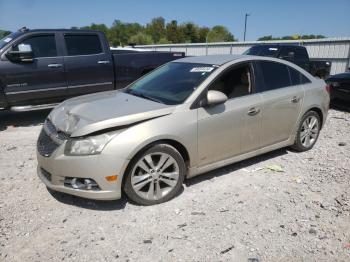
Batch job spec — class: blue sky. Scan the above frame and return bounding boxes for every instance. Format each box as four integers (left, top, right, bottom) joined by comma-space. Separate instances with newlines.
0, 0, 349, 41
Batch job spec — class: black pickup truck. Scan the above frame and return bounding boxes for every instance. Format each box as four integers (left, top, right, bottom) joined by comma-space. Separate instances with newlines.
0, 28, 184, 111
244, 44, 331, 79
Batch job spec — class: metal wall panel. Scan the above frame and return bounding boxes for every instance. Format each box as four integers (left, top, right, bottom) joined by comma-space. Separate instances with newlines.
137, 38, 350, 74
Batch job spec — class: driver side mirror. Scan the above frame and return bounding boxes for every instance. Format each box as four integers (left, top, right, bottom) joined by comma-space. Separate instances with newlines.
201, 90, 228, 107
6, 43, 34, 63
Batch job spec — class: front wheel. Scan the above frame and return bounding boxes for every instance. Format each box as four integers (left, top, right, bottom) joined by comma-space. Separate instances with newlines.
292, 110, 321, 152
124, 144, 186, 205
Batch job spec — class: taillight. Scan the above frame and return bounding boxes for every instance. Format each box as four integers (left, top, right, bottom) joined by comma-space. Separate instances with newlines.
326, 84, 331, 94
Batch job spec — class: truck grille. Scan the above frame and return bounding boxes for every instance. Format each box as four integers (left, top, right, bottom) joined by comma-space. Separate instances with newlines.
37, 119, 67, 157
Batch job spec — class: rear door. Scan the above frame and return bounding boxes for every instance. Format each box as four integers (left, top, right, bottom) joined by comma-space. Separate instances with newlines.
2, 33, 67, 105
197, 62, 263, 167
256, 60, 308, 148
63, 33, 114, 97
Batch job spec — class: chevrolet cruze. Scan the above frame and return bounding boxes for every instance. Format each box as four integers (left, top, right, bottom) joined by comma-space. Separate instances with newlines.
37, 55, 329, 205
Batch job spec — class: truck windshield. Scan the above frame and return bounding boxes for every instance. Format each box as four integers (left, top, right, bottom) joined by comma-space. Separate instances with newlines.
244, 45, 280, 57
0, 32, 20, 50
125, 62, 217, 105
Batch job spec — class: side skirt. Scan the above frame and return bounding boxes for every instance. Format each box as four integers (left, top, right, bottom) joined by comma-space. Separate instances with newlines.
187, 139, 293, 178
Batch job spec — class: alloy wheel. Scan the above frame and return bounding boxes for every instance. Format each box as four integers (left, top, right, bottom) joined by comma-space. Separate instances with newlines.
131, 152, 180, 201
300, 115, 319, 148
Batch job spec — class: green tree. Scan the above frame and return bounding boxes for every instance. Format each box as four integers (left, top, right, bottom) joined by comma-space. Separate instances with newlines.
198, 27, 210, 42
207, 26, 235, 42
258, 34, 326, 41
166, 20, 180, 43
108, 20, 143, 46
80, 23, 109, 35
128, 32, 153, 45
180, 22, 201, 43
257, 35, 274, 41
0, 30, 11, 39
158, 37, 172, 44
146, 17, 166, 43
74, 17, 237, 45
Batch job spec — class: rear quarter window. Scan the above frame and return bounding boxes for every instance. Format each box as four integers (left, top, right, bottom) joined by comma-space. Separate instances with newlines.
289, 66, 311, 85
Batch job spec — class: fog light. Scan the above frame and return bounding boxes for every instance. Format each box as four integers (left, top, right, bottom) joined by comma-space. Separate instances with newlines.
64, 177, 99, 190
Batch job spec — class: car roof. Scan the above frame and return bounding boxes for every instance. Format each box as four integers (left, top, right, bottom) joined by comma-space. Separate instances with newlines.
251, 44, 303, 48
19, 28, 102, 34
174, 54, 245, 65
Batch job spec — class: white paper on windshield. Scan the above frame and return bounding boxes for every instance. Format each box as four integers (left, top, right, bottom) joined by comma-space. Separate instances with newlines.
269, 47, 278, 51
3, 37, 12, 43
190, 67, 214, 73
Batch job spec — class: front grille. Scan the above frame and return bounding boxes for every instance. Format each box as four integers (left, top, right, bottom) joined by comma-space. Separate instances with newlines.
37, 119, 68, 157
37, 129, 60, 157
45, 119, 69, 140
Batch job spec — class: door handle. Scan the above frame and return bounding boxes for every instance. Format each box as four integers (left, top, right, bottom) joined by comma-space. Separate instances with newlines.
97, 60, 110, 64
291, 96, 300, 103
247, 107, 260, 116
48, 64, 63, 68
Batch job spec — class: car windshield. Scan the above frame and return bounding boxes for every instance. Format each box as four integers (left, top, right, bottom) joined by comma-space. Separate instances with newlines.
0, 32, 20, 50
244, 45, 280, 57
125, 62, 217, 105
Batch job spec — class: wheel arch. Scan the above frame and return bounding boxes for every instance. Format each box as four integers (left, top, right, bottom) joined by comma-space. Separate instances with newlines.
121, 138, 191, 188
303, 106, 324, 128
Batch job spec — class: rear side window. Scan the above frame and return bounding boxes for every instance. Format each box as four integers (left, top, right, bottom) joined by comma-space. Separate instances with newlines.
14, 35, 57, 58
259, 61, 291, 91
294, 48, 308, 62
244, 45, 279, 57
65, 34, 102, 56
289, 66, 311, 85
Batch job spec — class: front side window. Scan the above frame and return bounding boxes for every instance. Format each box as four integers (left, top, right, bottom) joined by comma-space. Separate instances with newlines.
259, 61, 291, 91
14, 35, 57, 58
126, 62, 217, 105
209, 64, 252, 99
65, 34, 102, 56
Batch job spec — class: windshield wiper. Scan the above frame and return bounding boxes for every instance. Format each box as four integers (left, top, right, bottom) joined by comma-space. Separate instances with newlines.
125, 89, 164, 104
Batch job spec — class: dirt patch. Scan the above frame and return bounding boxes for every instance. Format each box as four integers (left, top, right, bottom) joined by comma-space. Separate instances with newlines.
0, 109, 349, 261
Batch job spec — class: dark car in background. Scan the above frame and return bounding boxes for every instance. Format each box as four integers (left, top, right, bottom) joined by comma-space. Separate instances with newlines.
244, 44, 331, 79
326, 71, 350, 108
0, 27, 184, 111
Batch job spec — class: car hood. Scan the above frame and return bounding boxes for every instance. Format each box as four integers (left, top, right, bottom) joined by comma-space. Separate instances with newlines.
49, 90, 174, 137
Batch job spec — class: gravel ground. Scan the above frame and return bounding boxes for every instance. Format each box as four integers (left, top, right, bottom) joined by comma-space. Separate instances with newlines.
0, 108, 349, 262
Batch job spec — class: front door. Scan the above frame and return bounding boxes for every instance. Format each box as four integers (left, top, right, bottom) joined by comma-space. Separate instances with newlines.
2, 34, 67, 105
197, 62, 263, 167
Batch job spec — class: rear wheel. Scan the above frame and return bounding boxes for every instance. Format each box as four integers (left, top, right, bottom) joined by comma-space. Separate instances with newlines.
124, 144, 186, 205
292, 110, 321, 151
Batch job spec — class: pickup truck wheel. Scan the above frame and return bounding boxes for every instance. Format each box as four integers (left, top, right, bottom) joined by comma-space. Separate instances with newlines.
291, 110, 321, 152
124, 144, 186, 205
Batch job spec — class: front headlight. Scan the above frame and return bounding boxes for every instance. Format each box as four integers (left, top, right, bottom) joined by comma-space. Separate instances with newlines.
64, 131, 121, 156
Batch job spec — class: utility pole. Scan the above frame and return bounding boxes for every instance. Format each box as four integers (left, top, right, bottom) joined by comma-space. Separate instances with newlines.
244, 13, 250, 42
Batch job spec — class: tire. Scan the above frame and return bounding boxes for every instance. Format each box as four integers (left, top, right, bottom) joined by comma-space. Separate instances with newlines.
291, 110, 321, 152
123, 144, 186, 205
